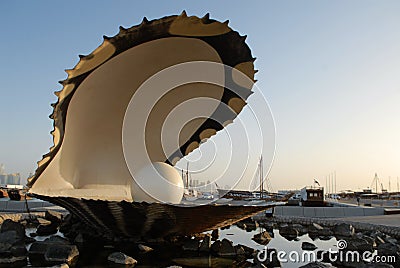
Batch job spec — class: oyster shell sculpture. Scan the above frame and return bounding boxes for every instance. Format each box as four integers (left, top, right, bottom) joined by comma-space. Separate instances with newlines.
28, 12, 272, 240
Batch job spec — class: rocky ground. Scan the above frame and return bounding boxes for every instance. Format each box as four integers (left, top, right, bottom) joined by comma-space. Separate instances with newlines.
0, 212, 399, 267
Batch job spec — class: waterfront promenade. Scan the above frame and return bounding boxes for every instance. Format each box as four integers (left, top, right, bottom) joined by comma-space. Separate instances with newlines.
336, 214, 400, 228
0, 198, 64, 213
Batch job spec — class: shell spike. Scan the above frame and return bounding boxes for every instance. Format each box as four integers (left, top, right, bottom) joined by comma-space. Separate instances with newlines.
201, 13, 210, 23
180, 10, 187, 18
142, 17, 149, 24
78, 54, 86, 59
103, 35, 111, 40
223, 20, 229, 25
119, 26, 127, 33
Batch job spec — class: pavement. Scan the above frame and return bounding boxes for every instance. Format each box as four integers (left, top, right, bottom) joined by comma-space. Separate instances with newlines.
0, 198, 63, 212
337, 198, 400, 208
336, 214, 400, 228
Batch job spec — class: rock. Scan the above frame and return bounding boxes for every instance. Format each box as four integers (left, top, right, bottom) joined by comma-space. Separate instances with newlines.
319, 228, 333, 237
316, 251, 333, 263
211, 229, 219, 241
309, 223, 333, 237
235, 244, 254, 258
210, 239, 236, 257
312, 223, 324, 230
370, 230, 383, 238
364, 264, 394, 268
49, 264, 70, 268
37, 218, 52, 226
377, 242, 400, 256
210, 240, 221, 254
44, 235, 70, 245
107, 252, 137, 265
29, 241, 52, 257
254, 248, 281, 268
308, 232, 319, 241
235, 246, 246, 256
346, 237, 373, 252
36, 223, 58, 236
29, 239, 75, 266
29, 232, 38, 237
333, 223, 355, 237
301, 241, 317, 250
10, 243, 27, 257
279, 226, 298, 240
182, 238, 199, 251
172, 256, 234, 267
192, 233, 208, 240
279, 223, 289, 229
334, 259, 366, 268
0, 231, 24, 249
0, 255, 27, 264
259, 221, 275, 231
252, 262, 267, 268
45, 210, 63, 225
0, 240, 27, 264
384, 236, 398, 245
45, 244, 79, 264
357, 233, 375, 247
252, 231, 272, 245
318, 235, 333, 241
218, 239, 236, 257
199, 234, 211, 252
138, 244, 153, 252
235, 221, 246, 230
25, 236, 36, 244
299, 262, 335, 268
236, 218, 258, 232
292, 223, 308, 235
0, 220, 25, 240
375, 235, 386, 246
245, 221, 258, 232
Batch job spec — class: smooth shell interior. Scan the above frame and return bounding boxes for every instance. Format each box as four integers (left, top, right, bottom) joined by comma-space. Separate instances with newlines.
30, 37, 225, 201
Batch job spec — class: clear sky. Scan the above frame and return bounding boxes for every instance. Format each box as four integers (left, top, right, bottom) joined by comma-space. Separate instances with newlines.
0, 1, 399, 191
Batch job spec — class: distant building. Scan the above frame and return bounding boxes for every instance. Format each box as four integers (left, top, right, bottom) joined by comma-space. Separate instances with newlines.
0, 164, 4, 175
9, 173, 21, 185
0, 173, 21, 185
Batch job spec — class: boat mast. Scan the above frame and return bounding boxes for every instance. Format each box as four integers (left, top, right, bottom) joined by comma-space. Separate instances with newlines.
259, 155, 263, 199
334, 171, 336, 197
186, 162, 189, 189
182, 169, 184, 188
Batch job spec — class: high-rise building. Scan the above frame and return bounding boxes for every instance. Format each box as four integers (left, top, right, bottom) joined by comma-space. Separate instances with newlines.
0, 166, 21, 185
0, 164, 4, 175
0, 174, 6, 185
6, 173, 21, 185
